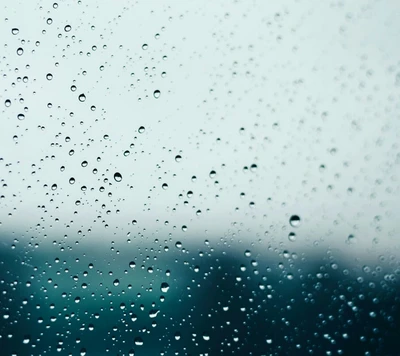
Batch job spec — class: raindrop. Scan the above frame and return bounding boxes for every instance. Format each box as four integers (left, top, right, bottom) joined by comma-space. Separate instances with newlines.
11, 28, 19, 35
113, 279, 120, 286
16, 47, 24, 56
46, 73, 53, 80
175, 155, 182, 162
64, 25, 71, 32
23, 336, 30, 344
134, 337, 143, 346
289, 215, 301, 227
288, 232, 296, 242
114, 172, 122, 182
162, 183, 168, 190
138, 126, 145, 134
17, 113, 25, 120
153, 90, 161, 99
149, 309, 159, 318
129, 261, 136, 268
69, 177, 75, 184
5, 99, 11, 107
160, 282, 169, 293
209, 170, 216, 178
78, 94, 86, 102
81, 161, 88, 167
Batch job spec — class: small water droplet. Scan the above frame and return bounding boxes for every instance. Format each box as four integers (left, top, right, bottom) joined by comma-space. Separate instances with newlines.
138, 126, 145, 134
16, 47, 24, 56
289, 215, 301, 227
113, 279, 120, 286
78, 94, 86, 102
17, 113, 25, 120
11, 28, 19, 35
288, 232, 296, 242
64, 25, 71, 32
175, 155, 182, 162
114, 172, 122, 182
153, 90, 161, 99
203, 333, 210, 341
162, 183, 168, 190
46, 73, 53, 80
5, 99, 11, 107
134, 337, 143, 346
209, 170, 216, 178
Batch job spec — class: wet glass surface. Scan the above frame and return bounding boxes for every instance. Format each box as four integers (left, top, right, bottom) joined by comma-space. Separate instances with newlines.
1, 1, 399, 355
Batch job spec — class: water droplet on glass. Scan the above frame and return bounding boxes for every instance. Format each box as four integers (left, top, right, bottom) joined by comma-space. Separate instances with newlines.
289, 215, 301, 227
160, 282, 169, 293
113, 279, 120, 286
16, 48, 24, 56
129, 261, 136, 268
288, 232, 296, 242
12, 28, 19, 35
175, 155, 182, 162
153, 90, 161, 99
162, 183, 168, 190
203, 333, 210, 341
17, 113, 25, 120
5, 99, 11, 107
64, 25, 71, 32
114, 172, 122, 182
46, 73, 53, 80
134, 337, 143, 346
138, 126, 145, 134
209, 170, 216, 178
78, 94, 86, 102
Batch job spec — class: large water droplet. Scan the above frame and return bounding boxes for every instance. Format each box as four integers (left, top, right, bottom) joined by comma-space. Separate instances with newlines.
12, 28, 19, 35
114, 172, 122, 182
78, 94, 86, 102
153, 90, 161, 99
138, 126, 145, 134
160, 282, 169, 293
289, 215, 301, 227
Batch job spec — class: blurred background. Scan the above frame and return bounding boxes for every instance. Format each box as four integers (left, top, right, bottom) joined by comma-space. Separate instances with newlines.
0, 0, 399, 355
